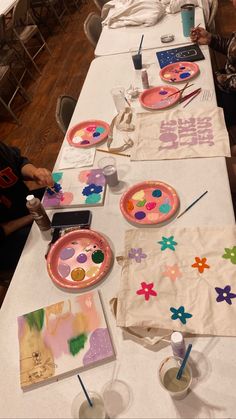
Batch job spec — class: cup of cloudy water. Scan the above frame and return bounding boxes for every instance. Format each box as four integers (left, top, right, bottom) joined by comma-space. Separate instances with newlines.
110, 86, 127, 112
158, 356, 192, 399
98, 156, 119, 188
71, 391, 107, 419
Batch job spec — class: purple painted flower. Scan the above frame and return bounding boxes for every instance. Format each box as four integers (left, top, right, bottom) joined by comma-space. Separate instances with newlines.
82, 183, 103, 196
215, 285, 236, 305
128, 248, 147, 263
87, 169, 105, 186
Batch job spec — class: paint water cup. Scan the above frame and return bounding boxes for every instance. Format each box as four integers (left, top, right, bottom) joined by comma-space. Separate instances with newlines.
181, 4, 195, 37
71, 391, 107, 419
158, 356, 192, 399
98, 156, 119, 188
110, 86, 127, 112
130, 48, 142, 70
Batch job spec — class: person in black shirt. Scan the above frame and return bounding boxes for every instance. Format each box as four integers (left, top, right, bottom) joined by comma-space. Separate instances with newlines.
0, 141, 53, 283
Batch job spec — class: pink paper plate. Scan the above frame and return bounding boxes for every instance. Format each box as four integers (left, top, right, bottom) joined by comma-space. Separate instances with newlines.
159, 61, 199, 83
120, 181, 179, 226
67, 120, 110, 148
47, 229, 112, 290
139, 86, 181, 110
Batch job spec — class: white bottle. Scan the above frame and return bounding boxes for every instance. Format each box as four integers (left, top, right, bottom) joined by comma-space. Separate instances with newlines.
26, 194, 51, 231
171, 331, 186, 358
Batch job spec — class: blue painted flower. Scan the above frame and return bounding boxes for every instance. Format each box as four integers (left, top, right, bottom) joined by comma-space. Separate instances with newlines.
82, 183, 103, 196
87, 169, 105, 186
128, 248, 147, 263
158, 236, 177, 251
170, 306, 192, 324
215, 285, 236, 305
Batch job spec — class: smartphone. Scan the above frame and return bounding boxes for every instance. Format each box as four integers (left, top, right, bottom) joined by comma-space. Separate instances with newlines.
51, 210, 92, 229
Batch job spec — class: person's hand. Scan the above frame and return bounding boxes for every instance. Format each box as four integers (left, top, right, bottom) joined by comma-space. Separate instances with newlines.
32, 167, 54, 187
190, 27, 211, 45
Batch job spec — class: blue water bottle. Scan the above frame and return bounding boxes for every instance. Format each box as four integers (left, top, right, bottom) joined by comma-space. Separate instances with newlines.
181, 4, 195, 37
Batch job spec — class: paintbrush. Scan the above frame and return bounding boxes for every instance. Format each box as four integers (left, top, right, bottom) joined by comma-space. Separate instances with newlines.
96, 149, 130, 157
179, 87, 201, 104
177, 190, 208, 219
166, 83, 194, 99
183, 88, 201, 107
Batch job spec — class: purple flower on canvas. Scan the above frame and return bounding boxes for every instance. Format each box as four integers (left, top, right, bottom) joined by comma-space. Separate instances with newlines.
128, 248, 147, 263
215, 285, 236, 305
82, 183, 103, 196
87, 169, 105, 186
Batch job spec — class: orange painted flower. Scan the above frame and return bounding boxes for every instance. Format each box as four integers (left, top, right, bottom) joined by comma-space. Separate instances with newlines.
191, 257, 210, 273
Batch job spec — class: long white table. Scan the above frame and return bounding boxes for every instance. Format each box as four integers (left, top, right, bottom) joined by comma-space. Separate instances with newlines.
0, 49, 235, 418
95, 6, 203, 56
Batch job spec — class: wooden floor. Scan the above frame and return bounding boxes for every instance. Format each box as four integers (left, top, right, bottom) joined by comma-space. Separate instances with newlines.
0, 1, 235, 171
0, 0, 97, 171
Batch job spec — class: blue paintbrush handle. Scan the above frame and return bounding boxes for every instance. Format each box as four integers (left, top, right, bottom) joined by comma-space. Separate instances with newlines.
176, 343, 192, 380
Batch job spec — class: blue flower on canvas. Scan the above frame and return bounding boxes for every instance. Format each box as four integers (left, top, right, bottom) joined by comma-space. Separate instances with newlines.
170, 306, 192, 324
128, 248, 147, 263
82, 183, 103, 196
87, 169, 105, 187
158, 236, 177, 251
215, 285, 236, 305
222, 246, 236, 264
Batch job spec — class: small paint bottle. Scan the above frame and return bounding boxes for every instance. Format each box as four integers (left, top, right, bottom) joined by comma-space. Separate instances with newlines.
26, 194, 51, 231
171, 331, 186, 359
141, 69, 149, 90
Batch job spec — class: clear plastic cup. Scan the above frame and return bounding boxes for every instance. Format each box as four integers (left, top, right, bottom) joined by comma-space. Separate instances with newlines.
71, 391, 107, 419
158, 356, 192, 399
98, 156, 119, 187
110, 86, 126, 112
130, 48, 142, 70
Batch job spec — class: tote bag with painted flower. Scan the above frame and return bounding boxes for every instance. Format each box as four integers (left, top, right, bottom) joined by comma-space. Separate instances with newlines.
115, 226, 236, 336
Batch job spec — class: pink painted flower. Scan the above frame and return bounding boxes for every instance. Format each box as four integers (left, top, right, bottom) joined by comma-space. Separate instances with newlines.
162, 264, 182, 281
136, 282, 157, 301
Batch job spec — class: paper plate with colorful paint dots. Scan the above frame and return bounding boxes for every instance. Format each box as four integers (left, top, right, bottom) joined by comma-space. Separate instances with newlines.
120, 181, 180, 226
47, 229, 113, 290
67, 120, 110, 148
159, 61, 199, 83
139, 85, 181, 110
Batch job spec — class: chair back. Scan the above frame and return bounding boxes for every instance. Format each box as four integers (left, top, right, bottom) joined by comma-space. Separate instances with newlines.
207, 0, 218, 32
13, 0, 30, 27
84, 12, 102, 48
0, 15, 6, 46
93, 0, 109, 11
55, 95, 77, 135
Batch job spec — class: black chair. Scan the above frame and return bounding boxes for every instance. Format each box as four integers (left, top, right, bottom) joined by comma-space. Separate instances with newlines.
84, 12, 102, 48
55, 94, 76, 134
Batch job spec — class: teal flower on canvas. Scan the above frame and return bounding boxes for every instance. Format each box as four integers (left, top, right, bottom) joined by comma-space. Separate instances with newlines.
222, 246, 236, 264
158, 236, 177, 251
170, 306, 192, 325
85, 193, 101, 204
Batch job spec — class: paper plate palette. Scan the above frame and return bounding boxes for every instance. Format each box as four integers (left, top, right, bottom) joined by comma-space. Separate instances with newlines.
139, 86, 181, 110
47, 229, 112, 290
159, 61, 199, 83
67, 120, 110, 148
120, 181, 179, 225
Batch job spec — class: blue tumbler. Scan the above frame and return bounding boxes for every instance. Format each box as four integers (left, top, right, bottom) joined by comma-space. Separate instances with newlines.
181, 4, 195, 37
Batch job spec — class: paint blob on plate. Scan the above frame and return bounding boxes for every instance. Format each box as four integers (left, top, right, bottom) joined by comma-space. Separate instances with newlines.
120, 181, 179, 225
47, 230, 112, 290
67, 120, 110, 148
159, 61, 199, 83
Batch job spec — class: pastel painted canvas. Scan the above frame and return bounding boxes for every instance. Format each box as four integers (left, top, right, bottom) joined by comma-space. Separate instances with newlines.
18, 291, 115, 390
42, 169, 106, 209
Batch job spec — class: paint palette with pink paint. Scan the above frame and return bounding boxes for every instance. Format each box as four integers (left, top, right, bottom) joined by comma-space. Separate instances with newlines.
42, 169, 107, 209
120, 181, 180, 226
67, 119, 110, 148
47, 229, 113, 290
159, 61, 199, 83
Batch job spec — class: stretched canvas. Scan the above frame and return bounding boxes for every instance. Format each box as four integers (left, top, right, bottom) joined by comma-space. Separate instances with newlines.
116, 226, 236, 336
18, 291, 115, 390
42, 168, 106, 209
131, 106, 231, 160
